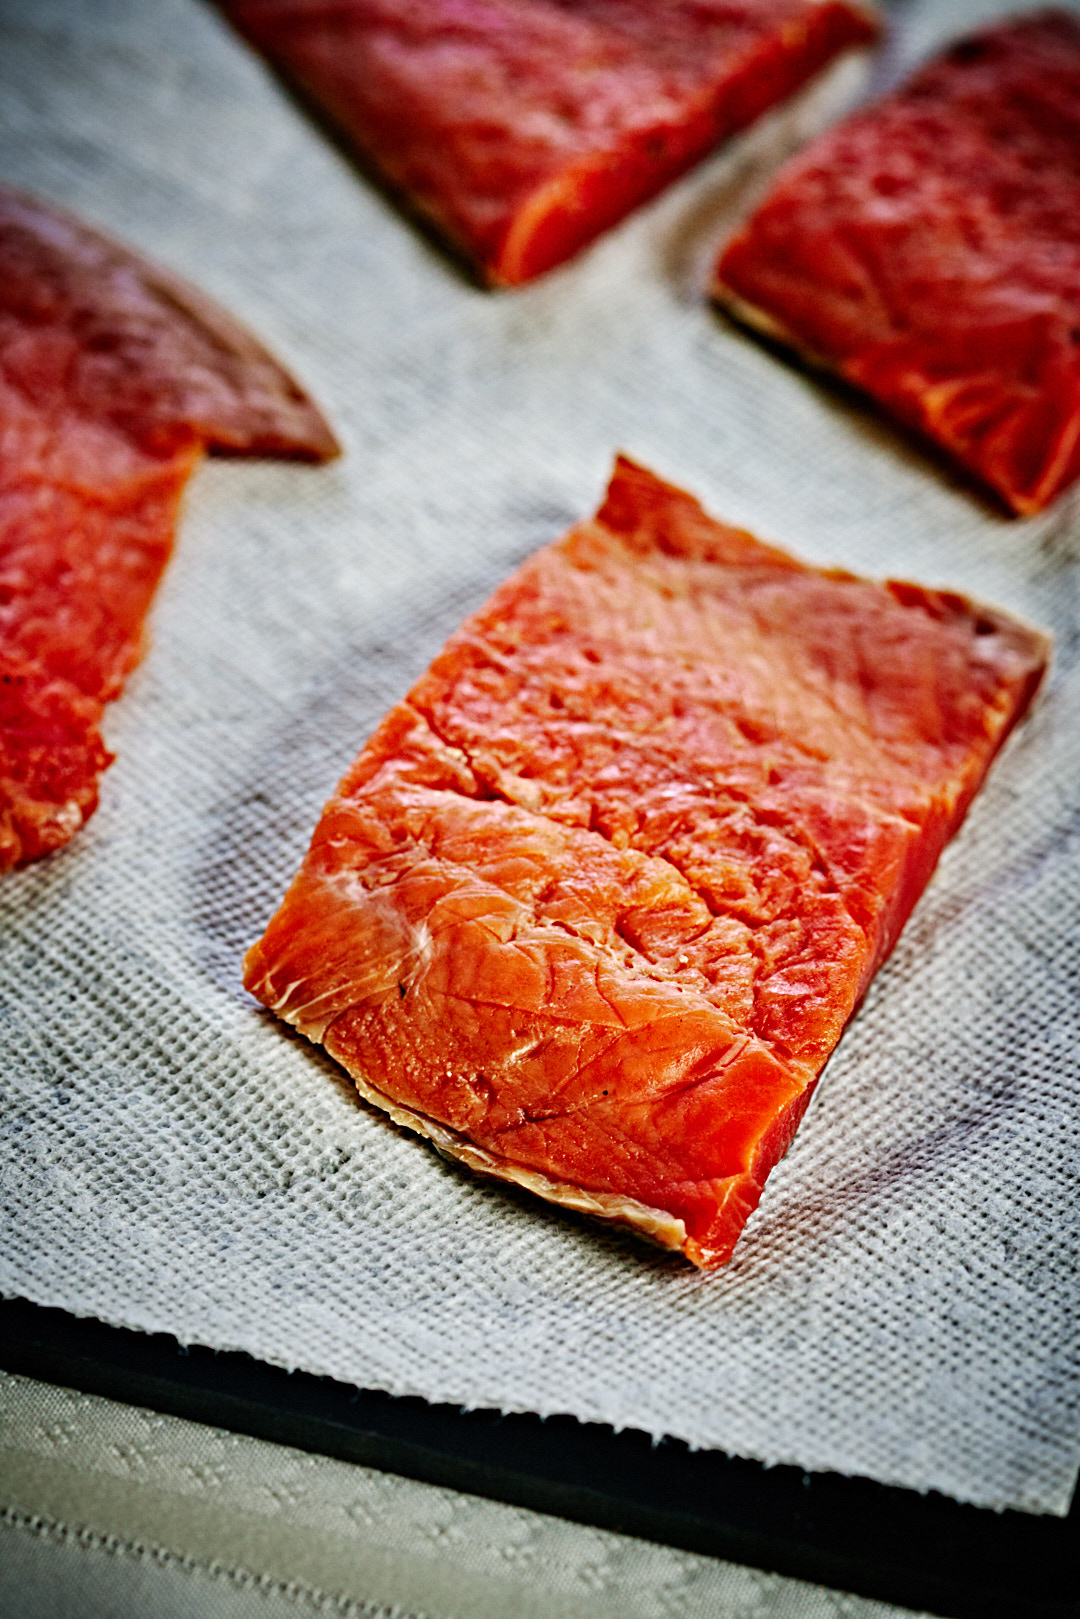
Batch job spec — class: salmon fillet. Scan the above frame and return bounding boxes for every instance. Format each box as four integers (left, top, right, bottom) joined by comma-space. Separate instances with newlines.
713, 12, 1080, 516
0, 185, 338, 870
245, 458, 1048, 1268
220, 0, 878, 286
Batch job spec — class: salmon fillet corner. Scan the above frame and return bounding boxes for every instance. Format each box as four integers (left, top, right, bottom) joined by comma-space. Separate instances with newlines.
713, 12, 1080, 515
244, 457, 1048, 1268
220, 0, 878, 286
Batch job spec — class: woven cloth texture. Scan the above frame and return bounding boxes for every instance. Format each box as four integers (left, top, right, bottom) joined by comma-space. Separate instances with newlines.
0, 1371, 931, 1619
0, 0, 1077, 1516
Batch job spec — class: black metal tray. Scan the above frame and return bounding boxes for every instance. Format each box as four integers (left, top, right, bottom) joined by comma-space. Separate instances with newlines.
1, 1294, 1075, 1619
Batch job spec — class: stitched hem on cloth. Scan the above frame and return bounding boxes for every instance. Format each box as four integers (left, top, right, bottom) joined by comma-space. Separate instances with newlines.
0, 1504, 425, 1619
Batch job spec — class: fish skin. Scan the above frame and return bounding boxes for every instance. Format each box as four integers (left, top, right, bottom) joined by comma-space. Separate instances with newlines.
219, 0, 878, 286
714, 11, 1080, 515
245, 457, 1049, 1267
0, 185, 338, 870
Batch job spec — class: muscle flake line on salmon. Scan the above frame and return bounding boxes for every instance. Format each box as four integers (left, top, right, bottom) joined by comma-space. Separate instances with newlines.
713, 11, 1080, 516
244, 457, 1049, 1269
219, 0, 878, 287
0, 184, 339, 871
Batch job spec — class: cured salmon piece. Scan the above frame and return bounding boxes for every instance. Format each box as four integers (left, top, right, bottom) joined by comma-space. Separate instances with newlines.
245, 457, 1049, 1268
220, 0, 878, 286
0, 185, 338, 870
713, 12, 1080, 516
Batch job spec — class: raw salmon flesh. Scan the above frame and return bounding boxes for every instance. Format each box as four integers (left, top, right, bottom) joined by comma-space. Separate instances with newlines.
714, 12, 1080, 515
245, 458, 1049, 1268
0, 185, 338, 870
220, 0, 878, 286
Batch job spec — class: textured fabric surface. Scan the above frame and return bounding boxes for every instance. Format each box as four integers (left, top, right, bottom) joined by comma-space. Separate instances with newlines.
0, 1516, 409, 1619
0, 0, 1077, 1518
0, 1371, 930, 1619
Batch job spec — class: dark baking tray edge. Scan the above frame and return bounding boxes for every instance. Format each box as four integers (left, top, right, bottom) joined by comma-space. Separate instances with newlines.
0, 1295, 1075, 1619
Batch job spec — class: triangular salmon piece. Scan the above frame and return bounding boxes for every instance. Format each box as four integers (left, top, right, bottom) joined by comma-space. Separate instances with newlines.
245, 458, 1048, 1266
0, 185, 338, 869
